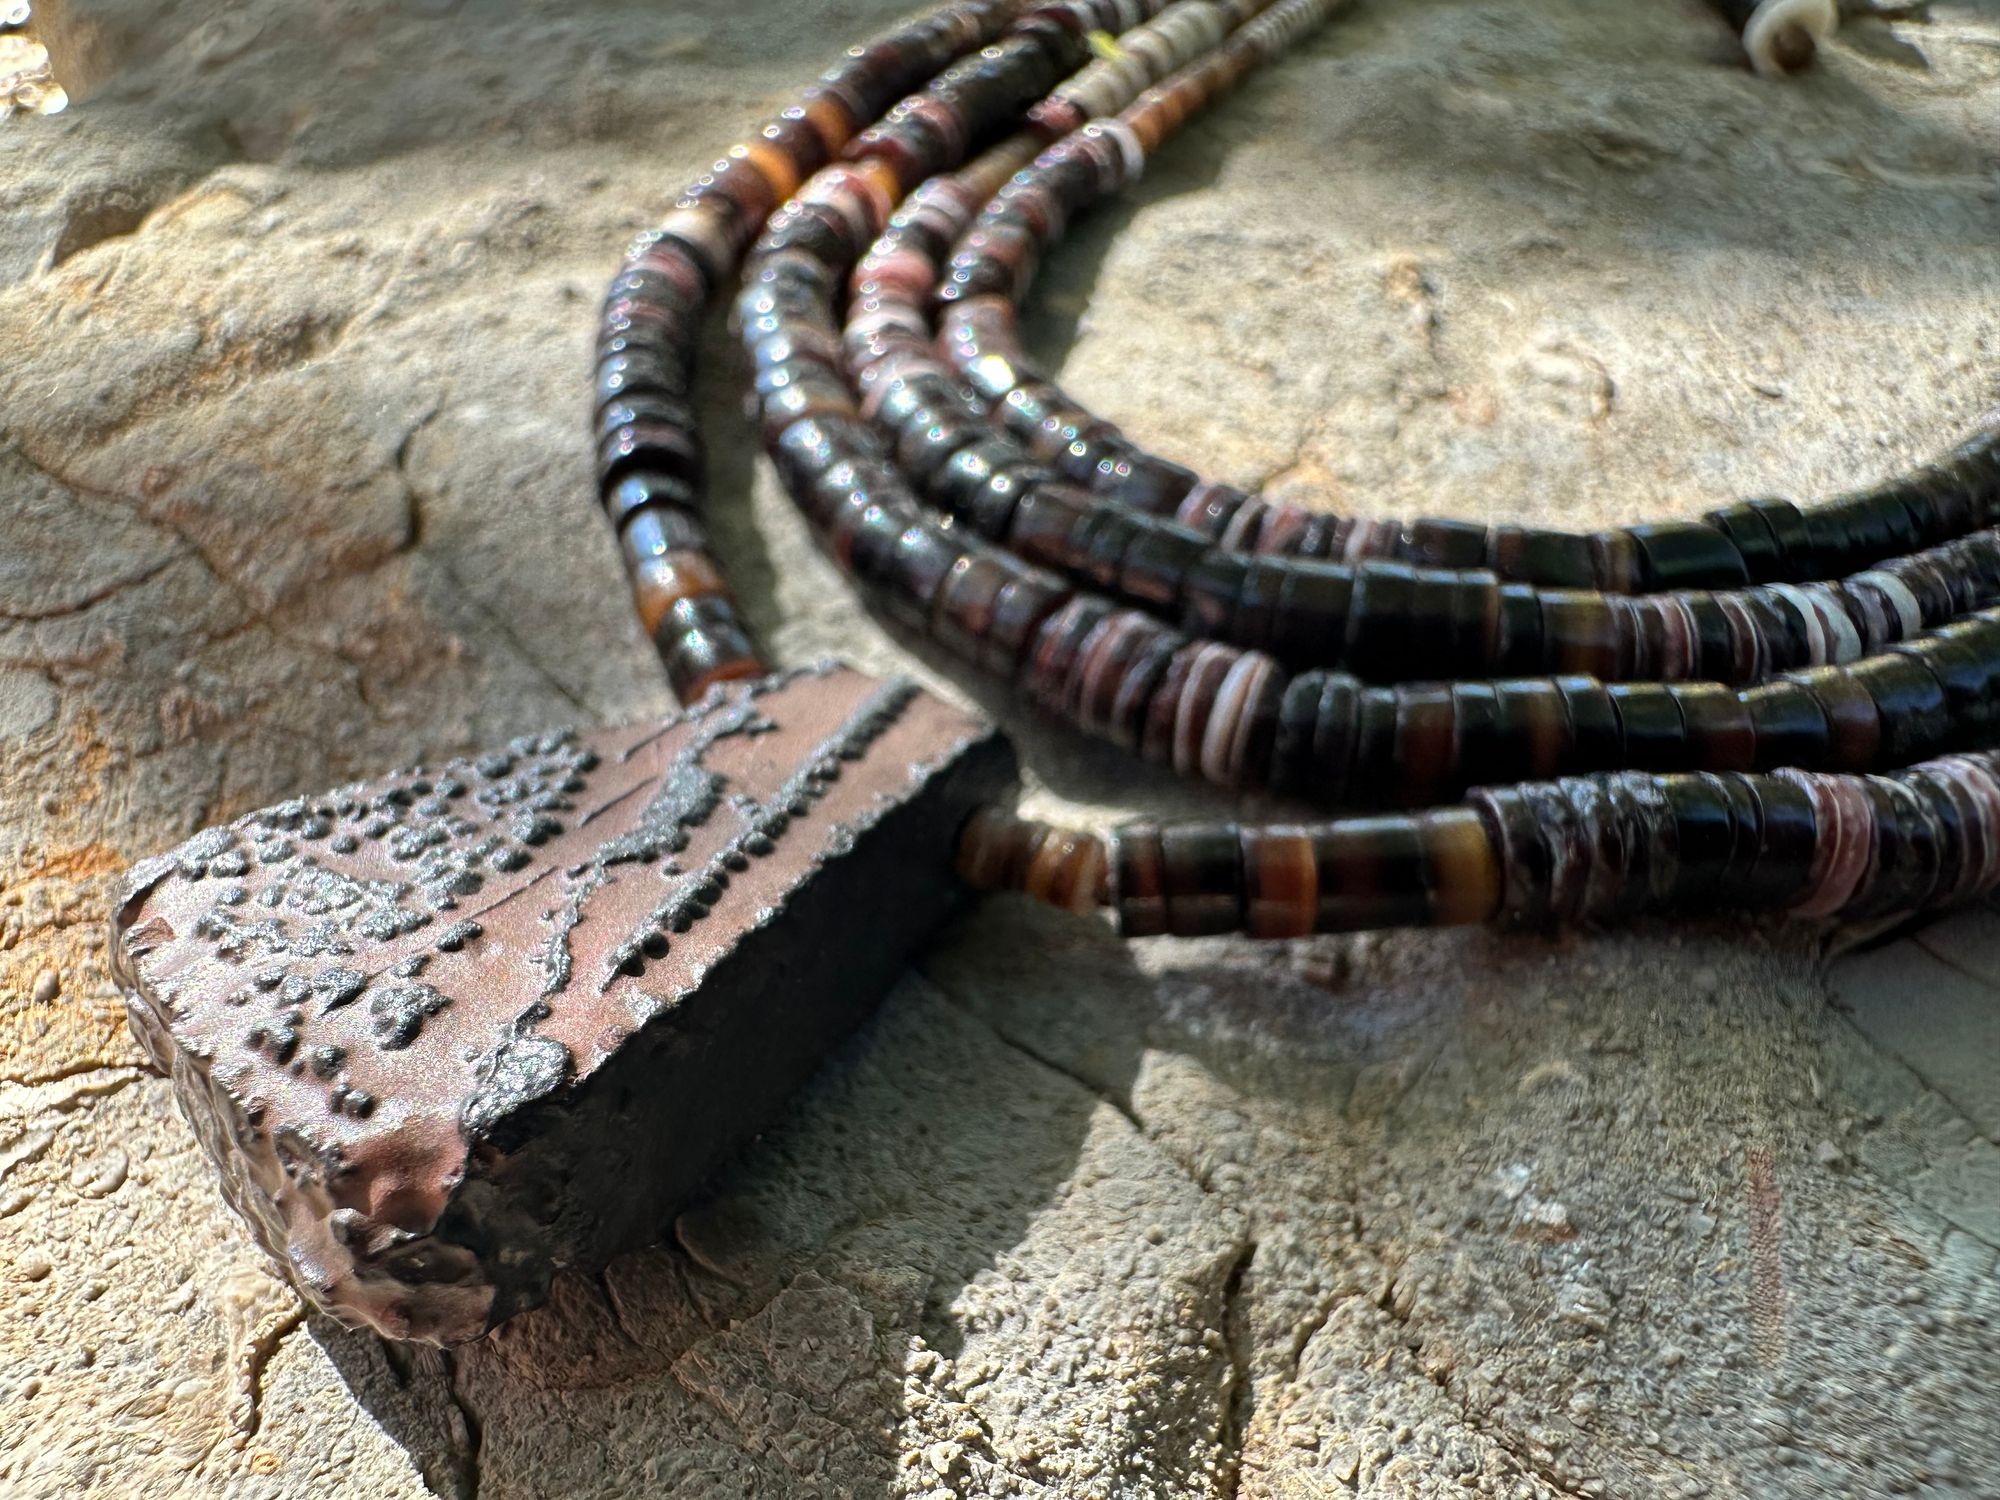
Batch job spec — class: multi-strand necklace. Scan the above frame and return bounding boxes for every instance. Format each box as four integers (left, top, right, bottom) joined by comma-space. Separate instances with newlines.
597, 0, 2000, 941
114, 0, 2000, 1345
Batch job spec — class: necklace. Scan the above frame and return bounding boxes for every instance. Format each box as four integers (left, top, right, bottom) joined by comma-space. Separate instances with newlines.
110, 0, 1998, 1346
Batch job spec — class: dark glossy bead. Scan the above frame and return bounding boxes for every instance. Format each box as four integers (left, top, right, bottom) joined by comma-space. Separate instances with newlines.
1345, 562, 1422, 680
1681, 593, 1736, 680
1862, 484, 1930, 556
1403, 517, 1488, 570
1413, 568, 1498, 673
596, 393, 698, 444
1604, 771, 1680, 916
1051, 420, 1125, 488
1181, 552, 1248, 643
752, 374, 856, 444
1743, 591, 1811, 674
1117, 517, 1209, 613
1557, 676, 1623, 771
1445, 680, 1501, 784
1160, 822, 1245, 936
770, 415, 881, 494
1493, 679, 1569, 779
1893, 628, 2000, 750
1849, 652, 1951, 763
1889, 555, 1957, 622
1790, 666, 1883, 772
1670, 682, 1756, 771
892, 404, 986, 486
1542, 593, 1621, 678
1847, 776, 1946, 919
1270, 561, 1353, 667
1744, 680, 1829, 769
1904, 764, 1981, 903
931, 551, 1011, 664
997, 381, 1063, 444
1306, 673, 1362, 804
932, 437, 1024, 521
619, 504, 710, 565
1394, 685, 1457, 805
603, 265, 702, 320
599, 419, 703, 489
1111, 823, 1171, 938
1628, 521, 1751, 590
1662, 774, 1742, 907
879, 522, 964, 629
1231, 556, 1289, 656
1060, 504, 1141, 596
1488, 526, 1597, 589
1097, 453, 1198, 514
989, 573, 1070, 677
1740, 774, 1817, 908
1349, 688, 1400, 804
596, 350, 691, 408
1607, 683, 1689, 770
1747, 498, 1812, 581
845, 501, 918, 597
756, 199, 868, 268
1701, 502, 1784, 583
656, 596, 764, 701
761, 111, 831, 178
1590, 530, 1641, 594
1270, 672, 1325, 798
1005, 485, 1094, 575
1493, 585, 1544, 674
605, 471, 700, 530
1467, 786, 1555, 926
1524, 780, 1599, 922
1312, 816, 1433, 931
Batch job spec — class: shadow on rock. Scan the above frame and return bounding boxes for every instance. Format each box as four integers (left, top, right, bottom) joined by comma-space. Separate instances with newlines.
316, 912, 1149, 1498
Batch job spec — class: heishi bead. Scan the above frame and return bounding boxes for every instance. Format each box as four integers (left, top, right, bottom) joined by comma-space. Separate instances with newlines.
1241, 824, 1318, 938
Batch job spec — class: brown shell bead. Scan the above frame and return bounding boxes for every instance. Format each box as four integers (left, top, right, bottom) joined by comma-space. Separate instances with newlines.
957, 808, 1108, 915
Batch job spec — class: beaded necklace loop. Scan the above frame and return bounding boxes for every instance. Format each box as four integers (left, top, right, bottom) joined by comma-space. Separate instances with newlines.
595, 0, 1999, 940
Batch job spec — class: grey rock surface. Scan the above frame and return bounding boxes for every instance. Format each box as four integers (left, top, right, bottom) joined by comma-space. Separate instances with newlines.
3, 1, 1998, 1495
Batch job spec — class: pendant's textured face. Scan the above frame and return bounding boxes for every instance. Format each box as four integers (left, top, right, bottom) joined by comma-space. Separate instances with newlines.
110, 663, 1015, 1345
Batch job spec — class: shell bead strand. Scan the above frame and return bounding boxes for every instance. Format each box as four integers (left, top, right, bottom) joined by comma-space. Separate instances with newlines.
590, 0, 2000, 943
1065, 751, 2000, 938
600, 0, 1070, 699
916, 83, 2000, 593
742, 13, 2000, 809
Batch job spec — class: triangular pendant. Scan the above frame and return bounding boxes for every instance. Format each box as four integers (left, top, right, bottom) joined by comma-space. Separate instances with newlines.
112, 662, 1014, 1345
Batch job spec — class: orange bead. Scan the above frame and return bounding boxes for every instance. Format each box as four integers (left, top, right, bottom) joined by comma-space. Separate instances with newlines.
1424, 809, 1502, 926
851, 157, 903, 230
803, 93, 859, 157
1246, 826, 1317, 939
632, 549, 728, 635
738, 140, 802, 204
955, 807, 1015, 889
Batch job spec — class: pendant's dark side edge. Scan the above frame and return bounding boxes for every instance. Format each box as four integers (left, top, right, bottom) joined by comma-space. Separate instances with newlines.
109, 667, 1018, 1345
